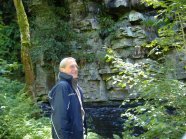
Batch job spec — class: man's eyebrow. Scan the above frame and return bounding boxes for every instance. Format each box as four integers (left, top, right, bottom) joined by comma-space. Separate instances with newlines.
70, 64, 79, 68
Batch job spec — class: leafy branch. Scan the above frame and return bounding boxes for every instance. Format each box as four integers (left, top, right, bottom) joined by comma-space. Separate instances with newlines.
141, 0, 186, 55
105, 47, 186, 138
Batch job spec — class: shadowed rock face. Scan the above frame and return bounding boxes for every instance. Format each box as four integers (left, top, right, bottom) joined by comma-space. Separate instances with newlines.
86, 106, 125, 138
30, 0, 185, 103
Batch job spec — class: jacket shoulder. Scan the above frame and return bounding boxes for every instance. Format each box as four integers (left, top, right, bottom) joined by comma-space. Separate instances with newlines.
58, 80, 70, 87
48, 80, 71, 100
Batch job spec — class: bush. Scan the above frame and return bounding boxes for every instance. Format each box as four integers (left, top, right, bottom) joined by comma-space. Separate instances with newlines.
0, 77, 51, 139
106, 48, 186, 139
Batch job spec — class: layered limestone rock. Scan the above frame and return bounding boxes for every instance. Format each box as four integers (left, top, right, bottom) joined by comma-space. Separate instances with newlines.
31, 0, 186, 102
65, 0, 149, 102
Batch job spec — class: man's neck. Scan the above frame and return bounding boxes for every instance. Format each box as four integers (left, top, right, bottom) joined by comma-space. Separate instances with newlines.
72, 78, 78, 89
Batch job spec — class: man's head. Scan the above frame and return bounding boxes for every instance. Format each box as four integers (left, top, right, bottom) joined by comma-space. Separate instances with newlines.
59, 57, 78, 79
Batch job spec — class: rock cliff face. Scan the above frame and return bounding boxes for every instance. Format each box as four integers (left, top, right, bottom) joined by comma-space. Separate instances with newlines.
30, 0, 186, 102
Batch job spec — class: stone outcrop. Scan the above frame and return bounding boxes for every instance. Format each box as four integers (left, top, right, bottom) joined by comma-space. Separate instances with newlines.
30, 0, 186, 102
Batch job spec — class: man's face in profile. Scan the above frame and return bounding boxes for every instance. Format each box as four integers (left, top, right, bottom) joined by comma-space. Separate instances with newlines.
61, 59, 78, 79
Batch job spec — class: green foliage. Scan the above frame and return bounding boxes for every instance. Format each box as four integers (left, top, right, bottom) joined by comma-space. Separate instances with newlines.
140, 17, 162, 30
72, 52, 95, 65
99, 15, 115, 30
141, 18, 155, 28
0, 14, 21, 62
0, 59, 19, 75
0, 1, 23, 80
87, 132, 102, 139
30, 17, 75, 64
98, 14, 115, 39
0, 77, 51, 139
106, 48, 186, 138
141, 0, 186, 55
30, 15, 94, 64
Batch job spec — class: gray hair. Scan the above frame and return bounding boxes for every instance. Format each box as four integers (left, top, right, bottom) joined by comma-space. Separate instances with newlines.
59, 57, 76, 69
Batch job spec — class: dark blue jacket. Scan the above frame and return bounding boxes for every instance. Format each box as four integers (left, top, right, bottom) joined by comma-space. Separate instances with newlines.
48, 72, 86, 139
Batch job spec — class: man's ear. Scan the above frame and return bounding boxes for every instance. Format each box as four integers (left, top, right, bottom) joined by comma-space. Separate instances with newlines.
59, 67, 64, 72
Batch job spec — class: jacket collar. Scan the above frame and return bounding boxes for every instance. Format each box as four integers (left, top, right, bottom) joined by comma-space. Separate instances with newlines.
58, 72, 78, 89
58, 72, 73, 82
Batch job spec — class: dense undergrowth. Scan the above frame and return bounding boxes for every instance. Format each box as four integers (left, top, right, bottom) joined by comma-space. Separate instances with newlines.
0, 76, 51, 139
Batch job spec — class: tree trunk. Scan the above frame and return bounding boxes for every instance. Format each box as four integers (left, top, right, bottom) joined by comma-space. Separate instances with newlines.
13, 0, 35, 98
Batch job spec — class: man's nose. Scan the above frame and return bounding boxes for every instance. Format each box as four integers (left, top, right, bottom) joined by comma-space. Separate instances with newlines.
74, 66, 78, 71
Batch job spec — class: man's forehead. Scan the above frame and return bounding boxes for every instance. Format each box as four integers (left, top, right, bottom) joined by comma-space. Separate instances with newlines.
66, 59, 77, 65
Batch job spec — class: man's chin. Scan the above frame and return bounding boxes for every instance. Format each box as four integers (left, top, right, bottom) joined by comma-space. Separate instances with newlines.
72, 75, 78, 79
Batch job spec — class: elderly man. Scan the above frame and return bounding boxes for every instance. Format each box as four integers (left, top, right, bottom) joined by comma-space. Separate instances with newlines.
49, 57, 86, 139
